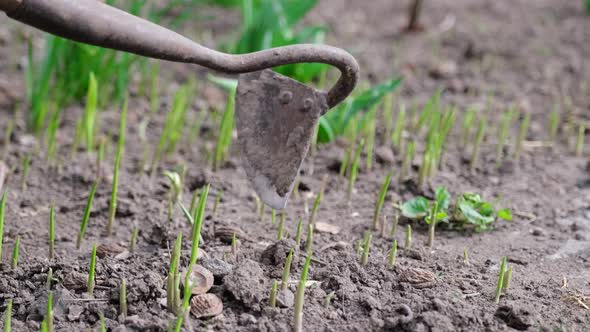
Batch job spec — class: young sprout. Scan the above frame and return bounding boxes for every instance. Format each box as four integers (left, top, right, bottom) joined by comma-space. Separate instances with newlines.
339, 144, 351, 179
129, 226, 138, 254
87, 244, 97, 295
292, 177, 301, 201
380, 214, 387, 238
392, 103, 406, 149
398, 140, 415, 184
293, 254, 312, 332
76, 180, 99, 249
45, 111, 60, 165
514, 113, 531, 162
470, 117, 487, 171
45, 291, 53, 332
213, 88, 236, 171
576, 124, 585, 157
547, 107, 560, 144
231, 232, 237, 257
4, 299, 12, 332
463, 247, 470, 265
99, 312, 106, 332
494, 256, 507, 303
347, 139, 365, 201
107, 97, 127, 236
390, 209, 399, 238
189, 189, 200, 217
281, 249, 294, 290
46, 267, 53, 290
167, 232, 182, 314
271, 208, 277, 226
83, 72, 98, 153
49, 204, 55, 260
20, 153, 31, 191
503, 266, 513, 291
120, 278, 127, 319
10, 236, 19, 269
305, 223, 314, 254
324, 291, 336, 309
388, 239, 398, 268
496, 109, 514, 168
360, 231, 372, 266
405, 225, 412, 252
372, 171, 392, 229
0, 191, 6, 262
427, 202, 439, 249
96, 136, 106, 178
295, 217, 303, 248
309, 175, 328, 225
212, 189, 223, 216
164, 171, 183, 221
269, 280, 278, 308
277, 212, 285, 240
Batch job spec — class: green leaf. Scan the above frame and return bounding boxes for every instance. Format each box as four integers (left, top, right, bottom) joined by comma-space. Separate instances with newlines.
401, 197, 429, 219
434, 186, 450, 210
497, 208, 513, 221
317, 117, 335, 143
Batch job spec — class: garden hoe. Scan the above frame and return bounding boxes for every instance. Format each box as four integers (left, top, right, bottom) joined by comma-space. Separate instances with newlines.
1, 0, 360, 209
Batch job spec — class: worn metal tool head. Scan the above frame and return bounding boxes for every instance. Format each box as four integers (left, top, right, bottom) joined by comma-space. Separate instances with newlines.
236, 70, 328, 209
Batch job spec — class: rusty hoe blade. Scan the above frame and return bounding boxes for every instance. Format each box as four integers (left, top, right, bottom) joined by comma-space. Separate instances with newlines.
3, 0, 360, 208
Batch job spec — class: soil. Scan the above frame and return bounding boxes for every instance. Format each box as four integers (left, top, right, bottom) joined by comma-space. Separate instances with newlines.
1, 0, 590, 331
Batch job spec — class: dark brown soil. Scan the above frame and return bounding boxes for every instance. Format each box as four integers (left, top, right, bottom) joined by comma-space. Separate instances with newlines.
1, 0, 590, 331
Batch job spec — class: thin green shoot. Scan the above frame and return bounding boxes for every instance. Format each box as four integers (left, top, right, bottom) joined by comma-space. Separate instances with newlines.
20, 153, 31, 191
213, 88, 236, 171
398, 140, 415, 184
107, 97, 127, 236
463, 247, 469, 265
83, 72, 98, 153
281, 248, 294, 290
392, 103, 406, 149
427, 202, 439, 249
120, 278, 127, 319
514, 113, 531, 162
405, 225, 412, 252
49, 204, 55, 260
470, 117, 487, 171
576, 124, 585, 157
388, 239, 398, 268
496, 109, 514, 168
360, 231, 372, 266
45, 291, 53, 332
339, 144, 351, 179
293, 254, 313, 332
189, 188, 200, 217
390, 209, 399, 238
231, 232, 237, 257
0, 191, 6, 262
277, 212, 285, 240
46, 267, 53, 290
494, 256, 507, 303
347, 139, 365, 201
166, 232, 182, 314
295, 217, 303, 248
305, 223, 314, 254
502, 266, 513, 291
309, 175, 327, 225
372, 171, 392, 229
99, 313, 106, 332
96, 136, 106, 178
269, 280, 278, 308
271, 209, 277, 226
164, 171, 183, 221
3, 299, 12, 332
547, 107, 560, 144
76, 180, 99, 249
10, 236, 19, 269
45, 110, 60, 165
213, 189, 223, 216
88, 244, 97, 295
129, 226, 138, 253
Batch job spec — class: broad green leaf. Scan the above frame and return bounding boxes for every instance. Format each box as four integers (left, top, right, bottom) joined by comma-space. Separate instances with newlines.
497, 208, 513, 221
401, 197, 429, 219
435, 186, 451, 210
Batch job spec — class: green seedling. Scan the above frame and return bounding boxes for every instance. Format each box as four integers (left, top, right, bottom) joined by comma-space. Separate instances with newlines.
76, 180, 99, 249
360, 231, 372, 266
10, 236, 19, 269
293, 254, 312, 332
189, 188, 201, 218
339, 144, 351, 179
88, 244, 97, 295
452, 193, 512, 232
269, 280, 278, 308
324, 291, 336, 309
463, 247, 469, 265
576, 124, 585, 157
390, 209, 399, 237
292, 177, 301, 201
0, 191, 6, 263
213, 189, 223, 216
309, 175, 328, 224
20, 153, 31, 191
46, 267, 53, 290
3, 299, 12, 332
392, 103, 406, 149
514, 113, 531, 162
45, 110, 60, 165
44, 291, 54, 332
96, 136, 106, 178
470, 117, 487, 171
496, 109, 514, 168
547, 107, 560, 144
49, 204, 55, 260
372, 171, 392, 229
295, 217, 303, 248
107, 97, 127, 236
120, 278, 127, 319
347, 139, 365, 201
214, 88, 236, 171
129, 226, 138, 253
99, 313, 106, 332
231, 232, 237, 257
277, 212, 285, 240
281, 249, 294, 290
305, 223, 314, 254
271, 208, 277, 226
427, 202, 439, 249
166, 232, 182, 314
494, 256, 507, 303
405, 225, 412, 252
82, 72, 98, 153
380, 214, 387, 238
503, 266, 513, 291
164, 170, 183, 220
388, 239, 398, 268
398, 140, 415, 184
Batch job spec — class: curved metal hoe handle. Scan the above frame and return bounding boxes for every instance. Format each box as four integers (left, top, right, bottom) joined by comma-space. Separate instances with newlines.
2, 0, 359, 109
